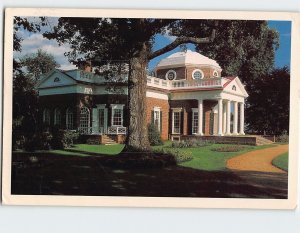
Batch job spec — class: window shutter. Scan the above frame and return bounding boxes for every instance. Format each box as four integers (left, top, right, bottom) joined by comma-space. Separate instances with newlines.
160, 110, 162, 133
180, 111, 184, 134
151, 110, 154, 124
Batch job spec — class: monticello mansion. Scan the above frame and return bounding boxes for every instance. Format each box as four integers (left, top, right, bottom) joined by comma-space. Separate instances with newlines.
37, 50, 250, 144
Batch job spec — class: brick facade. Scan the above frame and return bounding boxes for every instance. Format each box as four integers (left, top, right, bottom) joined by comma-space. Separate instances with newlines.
145, 97, 169, 140
156, 65, 221, 81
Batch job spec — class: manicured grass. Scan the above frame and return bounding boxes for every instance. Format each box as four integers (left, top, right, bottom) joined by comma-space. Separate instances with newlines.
153, 142, 275, 171
272, 152, 289, 172
14, 141, 276, 171
68, 144, 125, 155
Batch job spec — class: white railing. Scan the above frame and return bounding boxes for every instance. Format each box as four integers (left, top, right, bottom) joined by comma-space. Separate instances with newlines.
171, 78, 223, 89
78, 127, 93, 135
146, 76, 224, 90
108, 126, 127, 135
78, 126, 106, 135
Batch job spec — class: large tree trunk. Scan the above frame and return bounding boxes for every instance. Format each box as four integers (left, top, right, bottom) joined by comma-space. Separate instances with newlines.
124, 47, 151, 152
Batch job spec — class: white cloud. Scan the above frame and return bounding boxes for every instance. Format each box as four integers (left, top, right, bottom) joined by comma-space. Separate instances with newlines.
14, 33, 76, 70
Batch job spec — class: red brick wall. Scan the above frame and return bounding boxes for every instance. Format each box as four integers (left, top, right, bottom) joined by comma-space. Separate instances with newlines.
156, 65, 221, 81
146, 97, 170, 140
169, 99, 198, 136
203, 100, 217, 135
156, 67, 186, 80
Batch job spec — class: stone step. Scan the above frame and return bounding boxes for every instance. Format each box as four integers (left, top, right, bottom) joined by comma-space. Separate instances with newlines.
256, 136, 274, 146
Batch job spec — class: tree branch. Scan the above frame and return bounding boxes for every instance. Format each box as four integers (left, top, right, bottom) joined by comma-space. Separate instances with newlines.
148, 29, 216, 60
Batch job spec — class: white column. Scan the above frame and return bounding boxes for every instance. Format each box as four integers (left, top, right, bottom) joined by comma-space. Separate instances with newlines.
198, 99, 203, 135
226, 100, 231, 135
217, 99, 223, 136
223, 103, 226, 134
233, 101, 238, 135
239, 102, 245, 135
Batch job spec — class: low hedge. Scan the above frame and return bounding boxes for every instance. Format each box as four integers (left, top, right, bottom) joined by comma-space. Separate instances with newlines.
210, 145, 245, 152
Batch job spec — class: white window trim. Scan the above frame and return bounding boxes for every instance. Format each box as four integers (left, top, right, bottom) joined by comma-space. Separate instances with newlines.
110, 104, 124, 126
43, 109, 50, 124
191, 108, 199, 135
153, 107, 161, 132
66, 108, 74, 130
165, 70, 177, 80
54, 108, 61, 125
172, 108, 182, 134
192, 69, 204, 80
79, 107, 90, 129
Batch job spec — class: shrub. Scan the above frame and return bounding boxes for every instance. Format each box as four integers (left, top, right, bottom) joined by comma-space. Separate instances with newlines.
171, 139, 210, 148
276, 131, 289, 143
148, 122, 163, 146
211, 145, 245, 152
51, 129, 79, 149
153, 148, 193, 163
24, 131, 53, 151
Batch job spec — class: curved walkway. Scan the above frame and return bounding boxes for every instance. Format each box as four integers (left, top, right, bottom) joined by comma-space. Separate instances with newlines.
227, 144, 288, 173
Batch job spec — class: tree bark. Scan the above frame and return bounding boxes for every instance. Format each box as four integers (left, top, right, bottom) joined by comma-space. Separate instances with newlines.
125, 46, 151, 152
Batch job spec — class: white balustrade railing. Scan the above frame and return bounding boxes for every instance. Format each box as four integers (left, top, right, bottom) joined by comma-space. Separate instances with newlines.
78, 126, 126, 135
108, 126, 127, 135
146, 76, 224, 90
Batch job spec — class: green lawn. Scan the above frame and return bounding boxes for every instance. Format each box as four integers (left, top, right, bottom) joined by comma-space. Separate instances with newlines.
153, 142, 275, 171
272, 152, 289, 172
67, 144, 125, 155
15, 141, 275, 171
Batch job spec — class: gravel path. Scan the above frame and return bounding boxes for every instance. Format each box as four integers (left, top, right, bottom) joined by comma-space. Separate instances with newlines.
227, 144, 288, 173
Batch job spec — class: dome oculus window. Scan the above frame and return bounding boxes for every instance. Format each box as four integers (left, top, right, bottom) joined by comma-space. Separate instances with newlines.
166, 70, 177, 80
192, 69, 204, 79
213, 70, 219, 77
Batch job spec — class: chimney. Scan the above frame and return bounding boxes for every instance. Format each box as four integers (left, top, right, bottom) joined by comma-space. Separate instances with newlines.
77, 60, 92, 72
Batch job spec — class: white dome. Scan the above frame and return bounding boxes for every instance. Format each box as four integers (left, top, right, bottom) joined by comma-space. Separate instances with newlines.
156, 50, 221, 69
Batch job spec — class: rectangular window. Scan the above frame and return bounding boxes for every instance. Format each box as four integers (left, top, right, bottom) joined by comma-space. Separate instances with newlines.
192, 111, 199, 134
154, 110, 160, 132
173, 111, 181, 134
112, 109, 123, 126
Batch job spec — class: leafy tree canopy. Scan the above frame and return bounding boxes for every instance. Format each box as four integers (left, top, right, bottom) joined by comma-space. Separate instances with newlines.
20, 49, 60, 81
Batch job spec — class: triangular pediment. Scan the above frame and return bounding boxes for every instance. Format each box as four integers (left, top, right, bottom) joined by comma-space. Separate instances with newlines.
37, 69, 77, 89
223, 76, 248, 97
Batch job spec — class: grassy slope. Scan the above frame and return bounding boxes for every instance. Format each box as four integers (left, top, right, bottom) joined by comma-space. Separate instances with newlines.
272, 152, 289, 172
15, 142, 276, 171
153, 142, 275, 171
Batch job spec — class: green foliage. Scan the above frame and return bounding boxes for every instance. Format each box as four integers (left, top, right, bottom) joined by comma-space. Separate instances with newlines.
20, 49, 60, 82
246, 67, 290, 135
210, 145, 245, 152
51, 128, 79, 149
276, 131, 289, 143
171, 139, 210, 148
148, 123, 163, 146
272, 152, 289, 171
153, 148, 193, 163
23, 131, 53, 151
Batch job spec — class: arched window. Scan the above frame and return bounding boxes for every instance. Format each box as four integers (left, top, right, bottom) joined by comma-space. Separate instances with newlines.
54, 108, 61, 126
166, 70, 176, 80
43, 109, 50, 125
79, 107, 90, 133
232, 85, 237, 91
66, 108, 74, 130
192, 69, 204, 79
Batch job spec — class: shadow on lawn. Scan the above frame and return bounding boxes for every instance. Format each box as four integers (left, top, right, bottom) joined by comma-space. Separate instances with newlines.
11, 151, 288, 199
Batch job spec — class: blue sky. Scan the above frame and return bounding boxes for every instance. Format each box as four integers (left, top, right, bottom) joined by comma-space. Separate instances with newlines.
14, 19, 291, 72
149, 21, 292, 71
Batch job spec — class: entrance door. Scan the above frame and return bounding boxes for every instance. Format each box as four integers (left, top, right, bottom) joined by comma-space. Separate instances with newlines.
98, 108, 108, 134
